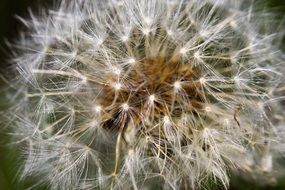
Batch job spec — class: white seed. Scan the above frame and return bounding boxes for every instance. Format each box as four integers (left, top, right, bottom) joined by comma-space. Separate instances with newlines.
122, 103, 130, 111
121, 35, 129, 42
205, 106, 212, 112
94, 105, 102, 113
113, 82, 122, 91
149, 94, 156, 102
179, 47, 187, 54
199, 77, 206, 85
174, 81, 181, 90
128, 58, 136, 64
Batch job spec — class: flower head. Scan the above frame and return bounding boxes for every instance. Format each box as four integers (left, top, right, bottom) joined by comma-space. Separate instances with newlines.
6, 0, 285, 189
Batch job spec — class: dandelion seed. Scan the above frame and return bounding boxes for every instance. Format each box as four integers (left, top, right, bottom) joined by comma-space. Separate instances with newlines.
179, 47, 187, 55
127, 58, 136, 64
142, 28, 151, 35
111, 67, 121, 76
205, 106, 212, 112
93, 105, 102, 113
194, 51, 200, 59
173, 81, 182, 90
166, 30, 173, 36
148, 94, 155, 102
113, 82, 122, 91
121, 35, 129, 42
200, 77, 206, 85
121, 103, 130, 111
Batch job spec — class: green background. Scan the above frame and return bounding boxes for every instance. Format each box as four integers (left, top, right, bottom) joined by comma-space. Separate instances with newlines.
0, 0, 284, 189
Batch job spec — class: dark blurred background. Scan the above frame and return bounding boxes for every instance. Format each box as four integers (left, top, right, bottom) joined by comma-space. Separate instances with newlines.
0, 0, 284, 190
0, 0, 44, 71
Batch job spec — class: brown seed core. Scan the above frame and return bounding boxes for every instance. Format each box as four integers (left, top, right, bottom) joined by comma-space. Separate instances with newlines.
99, 54, 203, 132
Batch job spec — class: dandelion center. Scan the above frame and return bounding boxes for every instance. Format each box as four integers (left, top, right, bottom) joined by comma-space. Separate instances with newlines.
99, 55, 203, 131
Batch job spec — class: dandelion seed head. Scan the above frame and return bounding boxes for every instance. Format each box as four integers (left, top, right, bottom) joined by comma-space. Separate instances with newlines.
6, 0, 285, 189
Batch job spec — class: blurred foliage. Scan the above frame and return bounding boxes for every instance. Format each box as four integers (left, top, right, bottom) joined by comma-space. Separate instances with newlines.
0, 0, 284, 190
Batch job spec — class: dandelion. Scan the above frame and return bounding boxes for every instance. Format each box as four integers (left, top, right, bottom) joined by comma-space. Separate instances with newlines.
5, 0, 285, 189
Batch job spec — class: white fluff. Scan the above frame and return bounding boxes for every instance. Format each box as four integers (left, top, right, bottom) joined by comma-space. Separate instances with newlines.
6, 0, 285, 189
